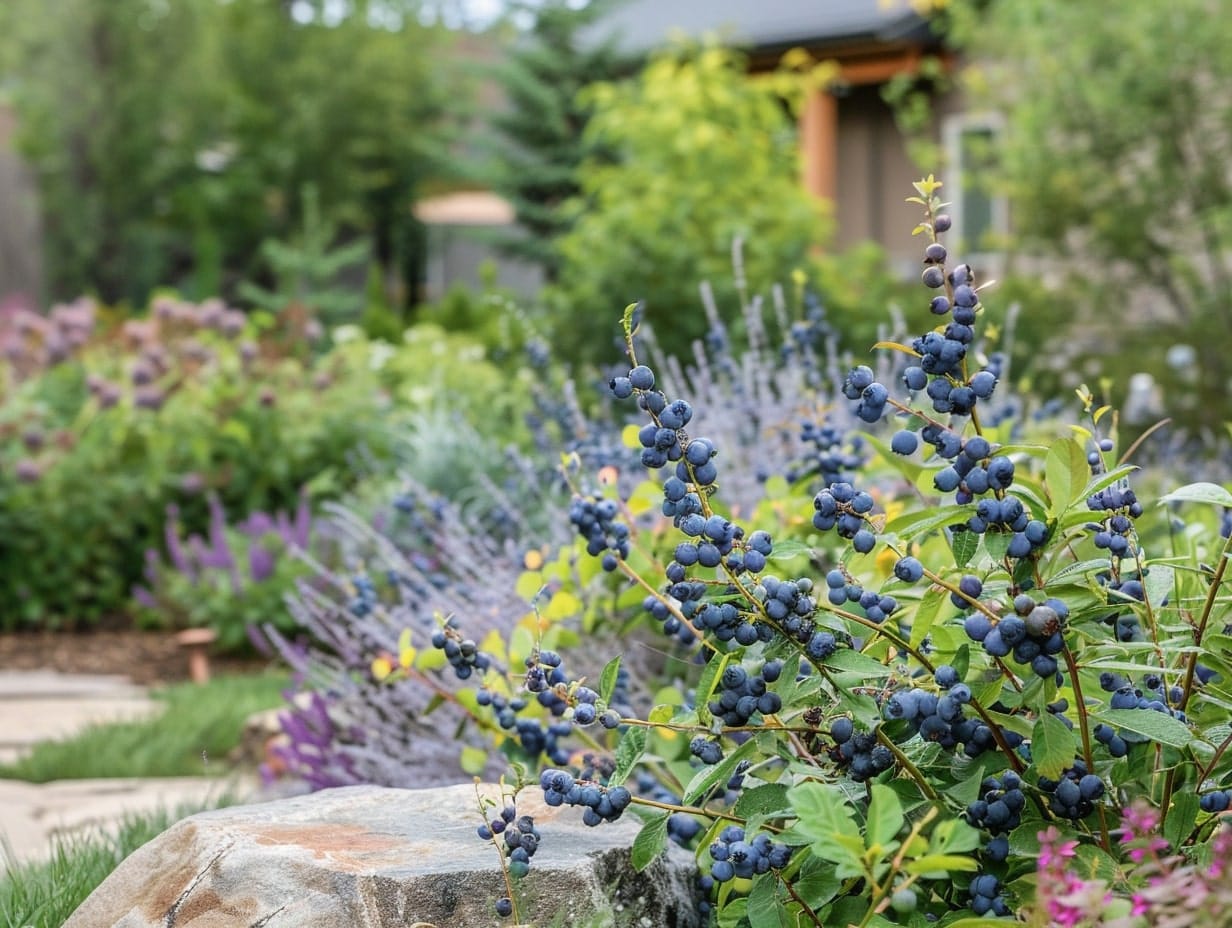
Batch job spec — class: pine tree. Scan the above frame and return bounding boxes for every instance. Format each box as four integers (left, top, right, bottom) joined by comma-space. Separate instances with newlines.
486, 0, 633, 281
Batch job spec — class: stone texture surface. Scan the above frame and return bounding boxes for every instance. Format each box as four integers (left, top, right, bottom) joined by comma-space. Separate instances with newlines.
0, 670, 155, 764
65, 783, 702, 928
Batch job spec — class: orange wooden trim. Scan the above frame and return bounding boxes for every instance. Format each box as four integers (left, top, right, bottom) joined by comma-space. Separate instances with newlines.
800, 88, 838, 202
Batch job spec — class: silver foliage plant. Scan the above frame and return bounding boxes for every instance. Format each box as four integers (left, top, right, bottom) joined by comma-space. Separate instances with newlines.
262, 264, 943, 791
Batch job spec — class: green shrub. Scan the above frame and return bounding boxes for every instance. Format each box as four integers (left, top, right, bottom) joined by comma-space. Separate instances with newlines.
0, 299, 392, 627
548, 42, 831, 363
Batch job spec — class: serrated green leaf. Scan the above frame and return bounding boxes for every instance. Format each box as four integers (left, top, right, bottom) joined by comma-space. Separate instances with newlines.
746, 873, 784, 928
788, 781, 864, 876
1159, 482, 1232, 508
1032, 711, 1078, 779
952, 529, 979, 568
733, 783, 791, 819
867, 783, 905, 849
630, 811, 669, 871
1143, 566, 1174, 610
609, 726, 646, 788
1046, 437, 1090, 517
599, 656, 622, 705
1098, 709, 1194, 748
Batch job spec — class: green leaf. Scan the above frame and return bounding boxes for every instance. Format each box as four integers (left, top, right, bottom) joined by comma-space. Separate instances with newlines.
599, 656, 622, 705
766, 539, 813, 562
788, 781, 864, 876
887, 505, 971, 540
459, 745, 487, 775
630, 811, 669, 871
1164, 791, 1199, 849
694, 653, 729, 725
683, 737, 758, 805
905, 853, 979, 876
1159, 482, 1232, 508
826, 648, 893, 677
1098, 709, 1194, 748
867, 783, 905, 849
911, 585, 949, 646
1032, 712, 1078, 779
733, 783, 791, 819
1143, 566, 1174, 610
952, 529, 980, 568
1045, 437, 1090, 517
609, 726, 646, 788
746, 873, 784, 928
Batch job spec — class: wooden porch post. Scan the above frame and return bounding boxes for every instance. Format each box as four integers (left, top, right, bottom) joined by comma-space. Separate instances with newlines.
800, 86, 838, 202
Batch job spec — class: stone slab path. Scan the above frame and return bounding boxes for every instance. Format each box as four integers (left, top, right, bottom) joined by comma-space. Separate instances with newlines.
0, 670, 252, 875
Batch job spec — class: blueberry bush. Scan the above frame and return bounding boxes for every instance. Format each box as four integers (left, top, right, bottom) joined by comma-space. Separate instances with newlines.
279, 177, 1232, 925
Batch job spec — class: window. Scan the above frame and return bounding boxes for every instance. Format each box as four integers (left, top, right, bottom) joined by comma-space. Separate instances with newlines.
942, 114, 1009, 260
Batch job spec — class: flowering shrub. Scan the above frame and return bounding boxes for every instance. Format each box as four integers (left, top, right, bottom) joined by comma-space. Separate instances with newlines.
301, 176, 1232, 926
134, 492, 315, 653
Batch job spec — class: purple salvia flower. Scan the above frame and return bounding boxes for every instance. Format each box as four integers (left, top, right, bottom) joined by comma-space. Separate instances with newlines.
292, 488, 311, 549
206, 494, 233, 561
132, 585, 158, 609
241, 511, 275, 538
164, 505, 194, 579
248, 543, 276, 583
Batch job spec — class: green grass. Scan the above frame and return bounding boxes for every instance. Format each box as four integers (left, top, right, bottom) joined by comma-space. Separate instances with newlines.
0, 672, 290, 782
0, 798, 233, 928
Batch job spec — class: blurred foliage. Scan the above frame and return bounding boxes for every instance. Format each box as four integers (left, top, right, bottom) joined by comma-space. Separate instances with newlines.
238, 185, 369, 329
945, 0, 1232, 430
483, 0, 635, 280
547, 42, 832, 363
133, 493, 316, 654
0, 296, 528, 629
0, 0, 456, 310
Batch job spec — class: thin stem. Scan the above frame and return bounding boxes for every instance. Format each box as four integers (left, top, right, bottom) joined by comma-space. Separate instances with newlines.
1179, 530, 1232, 712
1061, 644, 1110, 852
780, 871, 825, 927
475, 779, 521, 923
875, 730, 940, 802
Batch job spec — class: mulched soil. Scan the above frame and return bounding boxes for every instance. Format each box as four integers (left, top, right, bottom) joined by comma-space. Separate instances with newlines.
0, 627, 271, 685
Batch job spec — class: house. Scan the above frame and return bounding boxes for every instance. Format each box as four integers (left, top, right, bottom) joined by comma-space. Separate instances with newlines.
589, 0, 1003, 274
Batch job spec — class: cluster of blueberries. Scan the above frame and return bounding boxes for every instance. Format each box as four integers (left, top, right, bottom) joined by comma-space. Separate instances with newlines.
708, 825, 793, 882
539, 767, 633, 826
828, 716, 896, 782
1038, 760, 1106, 820
964, 771, 1025, 863
962, 592, 1071, 680
568, 495, 630, 573
825, 568, 900, 625
476, 804, 541, 917
430, 617, 493, 680
790, 421, 866, 487
708, 660, 783, 726
812, 480, 878, 553
1087, 485, 1144, 559
759, 574, 847, 660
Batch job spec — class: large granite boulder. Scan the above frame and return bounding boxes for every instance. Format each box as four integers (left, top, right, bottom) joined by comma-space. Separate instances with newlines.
65, 783, 702, 928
